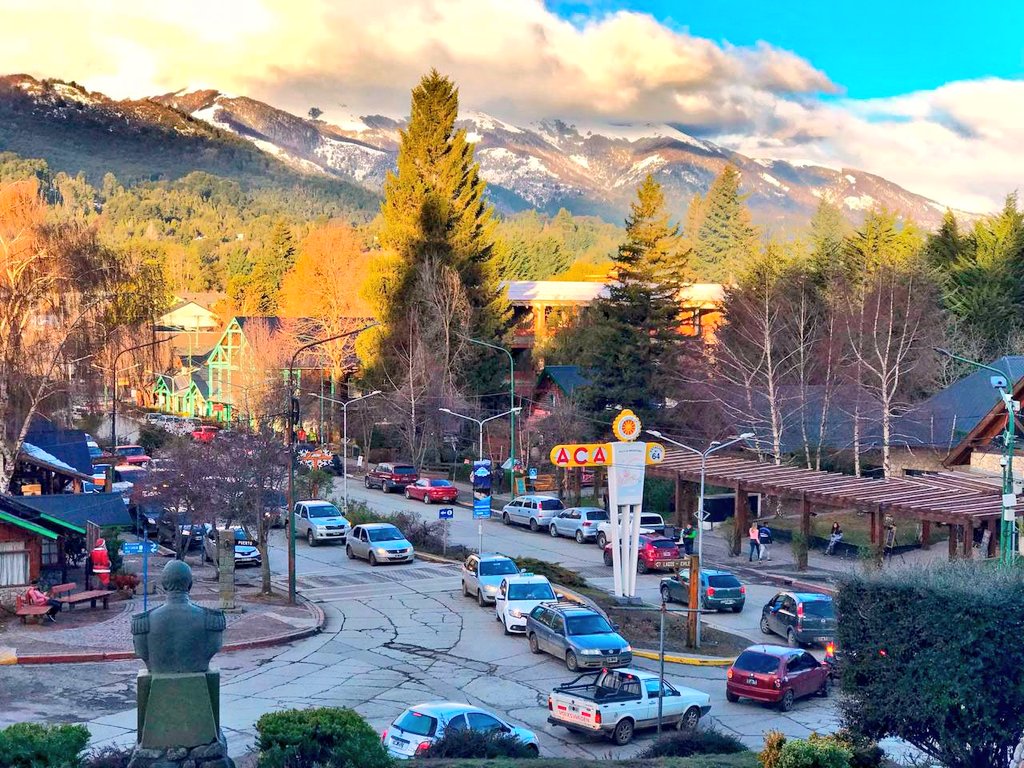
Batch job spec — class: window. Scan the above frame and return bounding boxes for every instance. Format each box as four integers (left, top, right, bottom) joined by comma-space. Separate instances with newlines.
41, 540, 60, 567
569, 511, 581, 520
479, 559, 518, 577
781, 596, 797, 613
800, 600, 834, 618
466, 713, 504, 733
445, 715, 468, 733
733, 651, 781, 674
529, 605, 546, 620
395, 711, 437, 737
0, 541, 29, 587
368, 527, 403, 542
644, 680, 662, 698
508, 582, 555, 601
549, 615, 565, 634
787, 653, 818, 672
565, 614, 614, 636
586, 511, 608, 522
539, 499, 564, 511
708, 575, 742, 589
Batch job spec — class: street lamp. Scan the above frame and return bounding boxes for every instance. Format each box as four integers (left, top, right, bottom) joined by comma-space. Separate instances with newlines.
439, 406, 522, 461
935, 348, 1017, 565
110, 337, 172, 447
287, 323, 377, 605
460, 336, 515, 475
307, 389, 382, 511
646, 429, 754, 647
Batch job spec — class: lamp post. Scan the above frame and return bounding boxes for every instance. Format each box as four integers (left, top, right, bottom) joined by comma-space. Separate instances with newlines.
307, 390, 382, 511
287, 323, 377, 604
110, 337, 172, 448
439, 406, 522, 461
646, 430, 754, 646
460, 336, 515, 474
935, 348, 1018, 565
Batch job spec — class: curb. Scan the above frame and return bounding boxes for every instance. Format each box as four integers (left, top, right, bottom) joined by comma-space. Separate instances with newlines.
760, 572, 836, 595
632, 649, 735, 667
8, 595, 326, 665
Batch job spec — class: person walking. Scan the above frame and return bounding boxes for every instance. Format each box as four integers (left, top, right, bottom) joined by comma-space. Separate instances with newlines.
748, 522, 761, 562
24, 582, 61, 622
758, 522, 773, 561
681, 523, 697, 556
826, 522, 844, 556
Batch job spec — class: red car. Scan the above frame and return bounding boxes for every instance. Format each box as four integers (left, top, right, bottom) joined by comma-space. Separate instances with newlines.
405, 478, 458, 504
191, 426, 219, 443
603, 534, 681, 574
114, 444, 151, 466
726, 645, 830, 711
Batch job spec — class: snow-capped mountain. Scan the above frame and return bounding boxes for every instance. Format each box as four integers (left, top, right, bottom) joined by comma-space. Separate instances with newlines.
0, 74, 964, 227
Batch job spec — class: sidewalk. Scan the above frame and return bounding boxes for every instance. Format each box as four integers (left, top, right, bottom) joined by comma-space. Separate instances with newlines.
0, 554, 323, 665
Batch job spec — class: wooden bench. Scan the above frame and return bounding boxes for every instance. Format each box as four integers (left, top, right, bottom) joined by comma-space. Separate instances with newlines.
49, 583, 76, 601
60, 589, 114, 611
14, 594, 51, 624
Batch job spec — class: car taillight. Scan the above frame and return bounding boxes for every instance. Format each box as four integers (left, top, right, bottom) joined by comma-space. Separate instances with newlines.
547, 696, 553, 711
772, 676, 782, 689
381, 730, 387, 743
740, 586, 746, 594
594, 710, 602, 725
727, 668, 734, 679
797, 604, 805, 617
706, 587, 715, 597
582, 521, 592, 526
416, 742, 431, 754
825, 642, 835, 657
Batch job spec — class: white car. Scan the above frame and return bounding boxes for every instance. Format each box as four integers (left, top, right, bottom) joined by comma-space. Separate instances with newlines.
501, 495, 565, 532
594, 512, 667, 548
294, 500, 350, 546
494, 573, 557, 634
384, 702, 538, 759
202, 526, 261, 568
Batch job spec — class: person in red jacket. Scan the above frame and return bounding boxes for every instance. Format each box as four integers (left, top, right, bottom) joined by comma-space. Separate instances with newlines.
91, 538, 111, 587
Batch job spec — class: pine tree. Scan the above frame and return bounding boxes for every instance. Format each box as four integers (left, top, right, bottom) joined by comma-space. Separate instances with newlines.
925, 210, 965, 271
247, 221, 295, 313
807, 198, 847, 283
693, 165, 756, 281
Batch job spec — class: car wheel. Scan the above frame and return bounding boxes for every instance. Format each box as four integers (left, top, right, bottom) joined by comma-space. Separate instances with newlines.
526, 743, 539, 756
779, 689, 795, 712
528, 634, 541, 654
818, 676, 831, 697
307, 530, 316, 547
405, 489, 411, 499
637, 559, 648, 575
382, 483, 389, 494
423, 494, 431, 505
787, 628, 799, 648
478, 590, 487, 607
529, 518, 539, 532
575, 530, 585, 544
726, 691, 740, 703
611, 718, 635, 746
760, 615, 772, 635
677, 706, 700, 731
603, 549, 613, 566
364, 476, 371, 488
732, 605, 743, 613
502, 512, 511, 526
503, 617, 512, 636
549, 524, 559, 537
597, 532, 607, 548
565, 651, 579, 672
346, 544, 355, 559
660, 585, 672, 604
368, 552, 378, 567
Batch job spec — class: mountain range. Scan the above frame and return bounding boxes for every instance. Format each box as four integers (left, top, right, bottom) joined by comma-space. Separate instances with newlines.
1, 74, 963, 228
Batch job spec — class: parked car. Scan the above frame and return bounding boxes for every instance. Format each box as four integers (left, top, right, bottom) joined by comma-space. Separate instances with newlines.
595, 512, 666, 548
603, 534, 681, 573
347, 523, 414, 565
86, 438, 103, 461
548, 507, 608, 542
262, 490, 287, 528
548, 667, 710, 745
461, 553, 519, 606
405, 478, 458, 504
760, 592, 836, 647
203, 527, 261, 568
156, 515, 205, 550
114, 444, 151, 466
726, 645, 830, 711
294, 500, 350, 546
661, 569, 746, 613
365, 462, 419, 493
526, 602, 632, 672
191, 425, 219, 443
383, 702, 538, 759
144, 413, 165, 426
494, 573, 557, 635
501, 495, 565, 532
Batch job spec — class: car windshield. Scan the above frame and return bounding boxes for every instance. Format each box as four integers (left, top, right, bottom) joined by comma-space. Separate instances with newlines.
734, 651, 781, 674
641, 516, 664, 526
508, 583, 555, 600
585, 510, 608, 521
648, 539, 676, 550
87, 444, 102, 458
480, 560, 518, 576
119, 447, 145, 456
801, 600, 834, 618
393, 466, 417, 475
566, 614, 615, 636
368, 527, 404, 542
394, 710, 437, 737
308, 505, 340, 519
539, 499, 563, 510
708, 575, 741, 588
429, 480, 452, 487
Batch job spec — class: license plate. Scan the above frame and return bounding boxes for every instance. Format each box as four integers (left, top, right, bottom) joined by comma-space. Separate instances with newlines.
392, 737, 408, 747
721, 599, 735, 605
816, 637, 830, 642
746, 678, 757, 685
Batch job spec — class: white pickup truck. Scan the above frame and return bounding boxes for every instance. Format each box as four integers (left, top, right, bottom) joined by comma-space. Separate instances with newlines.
594, 513, 667, 548
547, 668, 710, 745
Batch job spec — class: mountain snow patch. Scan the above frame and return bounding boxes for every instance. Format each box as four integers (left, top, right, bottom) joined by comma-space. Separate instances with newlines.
844, 193, 876, 211
569, 154, 590, 168
845, 174, 857, 184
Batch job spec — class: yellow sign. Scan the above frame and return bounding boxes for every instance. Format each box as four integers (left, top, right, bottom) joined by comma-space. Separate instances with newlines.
612, 409, 642, 442
550, 443, 612, 468
646, 442, 666, 464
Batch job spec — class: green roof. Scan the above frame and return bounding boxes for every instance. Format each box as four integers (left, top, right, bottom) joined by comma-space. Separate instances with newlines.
40, 514, 86, 534
0, 510, 58, 540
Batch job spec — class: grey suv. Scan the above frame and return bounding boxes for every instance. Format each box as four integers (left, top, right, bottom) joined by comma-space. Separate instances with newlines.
526, 602, 632, 671
760, 592, 836, 647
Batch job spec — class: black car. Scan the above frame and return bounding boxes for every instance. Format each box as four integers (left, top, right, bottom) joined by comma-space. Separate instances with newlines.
760, 591, 836, 647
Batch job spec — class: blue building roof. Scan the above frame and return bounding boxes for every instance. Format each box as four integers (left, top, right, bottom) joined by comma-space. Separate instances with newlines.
9, 493, 132, 529
24, 416, 92, 476
538, 365, 592, 396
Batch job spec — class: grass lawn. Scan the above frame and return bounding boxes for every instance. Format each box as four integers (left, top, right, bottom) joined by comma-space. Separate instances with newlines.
418, 755, 759, 768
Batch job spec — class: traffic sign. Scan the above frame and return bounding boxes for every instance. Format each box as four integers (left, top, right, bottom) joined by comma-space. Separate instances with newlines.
438, 508, 455, 520
121, 541, 158, 555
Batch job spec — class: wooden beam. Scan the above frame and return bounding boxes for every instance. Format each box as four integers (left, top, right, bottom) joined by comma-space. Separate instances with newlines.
870, 507, 879, 546
799, 494, 811, 571
948, 526, 958, 560
963, 520, 974, 559
920, 520, 931, 550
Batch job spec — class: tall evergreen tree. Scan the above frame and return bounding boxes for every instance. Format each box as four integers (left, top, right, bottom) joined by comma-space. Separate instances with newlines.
693, 165, 756, 281
925, 210, 966, 271
807, 198, 847, 283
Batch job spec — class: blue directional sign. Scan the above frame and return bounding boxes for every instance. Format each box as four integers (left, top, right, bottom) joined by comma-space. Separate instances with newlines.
528, 467, 538, 480
438, 508, 455, 520
121, 541, 158, 555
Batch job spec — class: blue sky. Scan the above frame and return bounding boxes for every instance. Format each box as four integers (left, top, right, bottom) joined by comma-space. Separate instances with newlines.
548, 0, 1024, 98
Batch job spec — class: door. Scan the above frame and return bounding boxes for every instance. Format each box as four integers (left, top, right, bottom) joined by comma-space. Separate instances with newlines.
495, 579, 509, 618
776, 595, 797, 636
466, 712, 505, 735
678, 572, 691, 604
546, 613, 567, 656
642, 678, 663, 725
565, 509, 582, 536
765, 594, 786, 635
506, 499, 522, 523
783, 652, 814, 698
463, 556, 479, 593
792, 652, 823, 697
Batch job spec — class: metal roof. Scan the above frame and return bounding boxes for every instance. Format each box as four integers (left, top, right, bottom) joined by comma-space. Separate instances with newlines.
0, 510, 59, 540
504, 281, 608, 304
9, 493, 132, 528
538, 365, 592, 396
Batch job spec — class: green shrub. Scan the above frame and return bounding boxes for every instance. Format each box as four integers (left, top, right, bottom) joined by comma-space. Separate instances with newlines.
513, 557, 587, 589
637, 727, 747, 758
815, 731, 882, 768
420, 729, 537, 759
0, 722, 91, 768
775, 738, 851, 768
255, 707, 390, 768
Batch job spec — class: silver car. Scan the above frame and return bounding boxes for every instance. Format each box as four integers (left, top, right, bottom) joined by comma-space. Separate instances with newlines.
501, 495, 565, 532
461, 553, 520, 606
383, 702, 539, 759
294, 500, 350, 546
549, 507, 609, 542
347, 523, 414, 566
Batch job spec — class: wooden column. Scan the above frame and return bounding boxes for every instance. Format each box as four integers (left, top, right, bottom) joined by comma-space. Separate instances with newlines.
920, 520, 931, 550
989, 521, 999, 558
674, 474, 684, 527
948, 525, 959, 560
733, 483, 749, 556
963, 520, 974, 559
799, 494, 811, 571
869, 508, 879, 546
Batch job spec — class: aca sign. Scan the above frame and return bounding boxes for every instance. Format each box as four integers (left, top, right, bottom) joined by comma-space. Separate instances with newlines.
549, 443, 611, 468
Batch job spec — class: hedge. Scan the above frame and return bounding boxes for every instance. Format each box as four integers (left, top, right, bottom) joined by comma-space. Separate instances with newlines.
0, 723, 90, 768
255, 707, 390, 768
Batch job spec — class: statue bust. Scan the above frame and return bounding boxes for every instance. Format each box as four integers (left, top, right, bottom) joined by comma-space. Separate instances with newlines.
132, 561, 226, 674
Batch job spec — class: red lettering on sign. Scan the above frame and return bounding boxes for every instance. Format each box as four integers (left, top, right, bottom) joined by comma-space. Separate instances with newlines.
574, 446, 589, 465
592, 445, 607, 464
555, 447, 570, 465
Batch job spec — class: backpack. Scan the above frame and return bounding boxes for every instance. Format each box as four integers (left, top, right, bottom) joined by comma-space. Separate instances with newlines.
758, 526, 772, 544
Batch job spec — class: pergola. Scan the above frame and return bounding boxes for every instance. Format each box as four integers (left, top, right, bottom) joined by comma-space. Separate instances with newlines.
651, 452, 1004, 566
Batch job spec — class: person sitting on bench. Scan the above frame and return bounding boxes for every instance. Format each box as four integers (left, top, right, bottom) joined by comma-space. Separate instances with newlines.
24, 582, 62, 622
